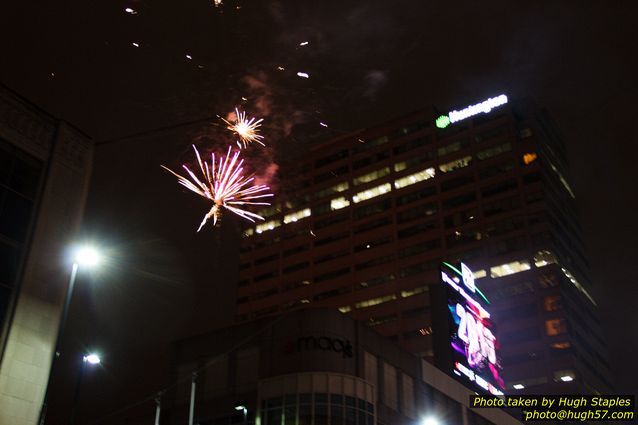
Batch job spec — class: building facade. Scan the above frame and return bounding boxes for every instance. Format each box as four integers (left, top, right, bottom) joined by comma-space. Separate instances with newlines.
0, 84, 93, 425
235, 95, 610, 396
165, 309, 521, 425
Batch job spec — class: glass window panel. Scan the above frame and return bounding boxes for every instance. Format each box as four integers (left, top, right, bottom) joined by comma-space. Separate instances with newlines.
345, 396, 356, 407
267, 409, 282, 425
330, 405, 343, 425
284, 405, 296, 425
439, 155, 472, 173
534, 250, 557, 267
284, 208, 311, 224
393, 168, 435, 190
358, 410, 366, 425
7, 153, 42, 198
490, 260, 531, 278
331, 394, 343, 406
545, 318, 568, 336
352, 183, 391, 203
285, 394, 297, 405
0, 190, 33, 242
315, 404, 328, 425
299, 405, 312, 425
345, 408, 356, 425
353, 167, 390, 186
0, 242, 20, 286
267, 397, 283, 408
330, 197, 350, 211
256, 220, 282, 234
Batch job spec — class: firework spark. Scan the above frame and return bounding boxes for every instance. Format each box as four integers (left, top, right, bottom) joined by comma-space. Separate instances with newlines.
222, 108, 265, 149
161, 145, 273, 231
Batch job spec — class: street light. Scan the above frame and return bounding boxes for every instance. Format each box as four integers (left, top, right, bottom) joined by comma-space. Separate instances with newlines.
235, 405, 248, 425
422, 417, 439, 425
37, 244, 102, 425
71, 353, 102, 425
84, 353, 101, 365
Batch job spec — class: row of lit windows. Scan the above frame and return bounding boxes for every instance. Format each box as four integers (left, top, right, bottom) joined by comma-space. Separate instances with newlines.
242, 248, 556, 298
311, 122, 509, 174
246, 143, 529, 236
508, 369, 578, 391
290, 126, 520, 211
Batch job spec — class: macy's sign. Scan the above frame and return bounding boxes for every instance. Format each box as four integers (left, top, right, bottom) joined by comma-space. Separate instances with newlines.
285, 336, 354, 358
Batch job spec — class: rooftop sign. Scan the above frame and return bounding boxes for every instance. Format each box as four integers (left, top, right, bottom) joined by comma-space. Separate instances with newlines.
436, 94, 508, 128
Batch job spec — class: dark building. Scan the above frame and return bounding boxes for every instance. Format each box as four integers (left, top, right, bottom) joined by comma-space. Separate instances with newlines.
235, 95, 610, 396
163, 309, 522, 425
0, 83, 93, 424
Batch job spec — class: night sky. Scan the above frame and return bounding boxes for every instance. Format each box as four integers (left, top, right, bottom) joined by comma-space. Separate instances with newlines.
2, 1, 637, 423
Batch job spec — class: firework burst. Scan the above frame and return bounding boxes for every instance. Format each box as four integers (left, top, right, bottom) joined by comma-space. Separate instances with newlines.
161, 145, 273, 231
222, 108, 265, 149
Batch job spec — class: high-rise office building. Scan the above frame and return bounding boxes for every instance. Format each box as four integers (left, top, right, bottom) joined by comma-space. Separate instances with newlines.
0, 84, 93, 425
235, 95, 610, 396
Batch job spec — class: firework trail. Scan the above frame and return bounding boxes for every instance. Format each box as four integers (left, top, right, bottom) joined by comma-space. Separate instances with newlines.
222, 108, 265, 149
162, 145, 273, 231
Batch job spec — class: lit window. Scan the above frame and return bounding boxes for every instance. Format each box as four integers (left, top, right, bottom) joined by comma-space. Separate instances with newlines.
400, 286, 427, 298
534, 250, 557, 267
545, 318, 568, 336
354, 294, 397, 309
543, 295, 562, 312
473, 269, 487, 279
394, 161, 407, 172
476, 143, 511, 160
490, 260, 531, 278
419, 326, 432, 335
352, 183, 392, 203
255, 219, 281, 234
551, 342, 571, 349
353, 167, 391, 186
257, 204, 282, 218
338, 306, 351, 313
520, 128, 533, 138
330, 196, 350, 210
315, 181, 349, 199
553, 370, 575, 382
283, 208, 311, 224
393, 168, 436, 190
523, 152, 538, 165
439, 155, 472, 173
437, 141, 462, 157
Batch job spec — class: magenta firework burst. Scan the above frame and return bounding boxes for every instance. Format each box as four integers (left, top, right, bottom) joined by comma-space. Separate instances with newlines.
162, 145, 273, 231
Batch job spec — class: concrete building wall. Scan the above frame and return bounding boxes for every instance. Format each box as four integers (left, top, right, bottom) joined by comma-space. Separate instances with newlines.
0, 85, 93, 425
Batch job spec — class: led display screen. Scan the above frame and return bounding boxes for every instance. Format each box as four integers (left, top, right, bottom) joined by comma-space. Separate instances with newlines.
439, 262, 505, 395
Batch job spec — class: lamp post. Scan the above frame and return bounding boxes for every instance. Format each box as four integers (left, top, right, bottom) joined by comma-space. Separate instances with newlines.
235, 405, 248, 425
70, 353, 101, 425
38, 245, 101, 425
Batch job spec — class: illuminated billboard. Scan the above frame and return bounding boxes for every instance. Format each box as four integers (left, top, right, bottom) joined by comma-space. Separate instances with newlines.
434, 262, 505, 396
436, 94, 508, 128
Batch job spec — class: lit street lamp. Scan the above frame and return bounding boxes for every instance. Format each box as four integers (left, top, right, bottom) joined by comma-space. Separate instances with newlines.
71, 353, 102, 425
235, 405, 248, 425
37, 245, 102, 425
421, 417, 439, 425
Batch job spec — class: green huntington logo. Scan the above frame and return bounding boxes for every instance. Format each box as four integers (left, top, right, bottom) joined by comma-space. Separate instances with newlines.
436, 115, 451, 129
